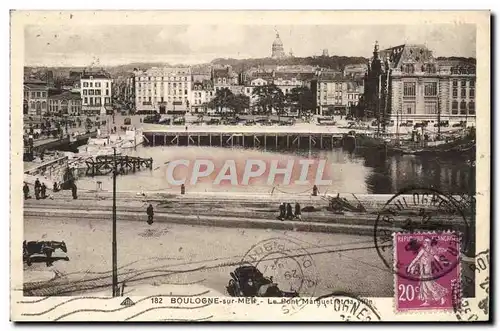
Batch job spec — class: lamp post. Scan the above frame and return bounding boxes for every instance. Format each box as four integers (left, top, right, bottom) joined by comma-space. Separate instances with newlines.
112, 147, 118, 296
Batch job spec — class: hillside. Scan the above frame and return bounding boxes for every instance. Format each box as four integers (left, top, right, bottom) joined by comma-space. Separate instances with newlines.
210, 56, 368, 72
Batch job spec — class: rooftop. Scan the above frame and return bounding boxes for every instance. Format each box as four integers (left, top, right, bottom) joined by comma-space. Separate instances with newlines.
48, 91, 81, 101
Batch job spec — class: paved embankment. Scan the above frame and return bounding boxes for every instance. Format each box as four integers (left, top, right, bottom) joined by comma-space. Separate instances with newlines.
22, 190, 471, 236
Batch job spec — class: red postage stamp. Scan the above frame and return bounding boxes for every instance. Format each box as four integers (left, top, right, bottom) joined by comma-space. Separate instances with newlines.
394, 231, 461, 312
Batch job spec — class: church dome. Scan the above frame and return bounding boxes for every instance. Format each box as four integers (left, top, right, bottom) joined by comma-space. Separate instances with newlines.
273, 34, 283, 47
271, 32, 285, 59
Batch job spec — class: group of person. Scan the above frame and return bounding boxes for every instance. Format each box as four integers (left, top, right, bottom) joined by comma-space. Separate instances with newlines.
23, 179, 48, 200
23, 178, 78, 200
278, 202, 302, 221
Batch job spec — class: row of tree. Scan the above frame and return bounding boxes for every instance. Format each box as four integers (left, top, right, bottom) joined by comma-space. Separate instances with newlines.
206, 85, 315, 118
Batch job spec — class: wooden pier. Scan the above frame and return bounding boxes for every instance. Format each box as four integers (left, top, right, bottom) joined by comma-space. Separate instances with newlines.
142, 130, 347, 149
85, 155, 153, 176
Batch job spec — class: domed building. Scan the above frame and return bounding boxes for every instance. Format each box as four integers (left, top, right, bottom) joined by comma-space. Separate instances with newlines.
271, 32, 286, 59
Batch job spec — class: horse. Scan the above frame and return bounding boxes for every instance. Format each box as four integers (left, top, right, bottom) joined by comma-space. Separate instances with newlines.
23, 240, 68, 266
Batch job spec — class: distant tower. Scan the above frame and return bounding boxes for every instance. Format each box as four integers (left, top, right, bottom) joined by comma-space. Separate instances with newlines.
322, 49, 329, 57
271, 30, 286, 59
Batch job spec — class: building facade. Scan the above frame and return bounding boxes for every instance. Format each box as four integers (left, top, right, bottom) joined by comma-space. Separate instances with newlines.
312, 73, 350, 115
363, 42, 476, 126
24, 82, 49, 115
48, 91, 82, 116
80, 71, 113, 115
134, 67, 192, 113
191, 80, 214, 113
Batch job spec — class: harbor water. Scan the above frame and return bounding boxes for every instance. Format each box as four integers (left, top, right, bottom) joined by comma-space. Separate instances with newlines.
75, 144, 474, 195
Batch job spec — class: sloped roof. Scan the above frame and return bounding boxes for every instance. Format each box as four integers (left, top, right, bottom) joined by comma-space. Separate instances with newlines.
49, 91, 81, 101
316, 72, 345, 82
24, 83, 48, 90
378, 44, 433, 69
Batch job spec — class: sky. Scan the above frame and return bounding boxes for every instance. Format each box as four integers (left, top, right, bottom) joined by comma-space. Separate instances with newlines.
24, 24, 476, 67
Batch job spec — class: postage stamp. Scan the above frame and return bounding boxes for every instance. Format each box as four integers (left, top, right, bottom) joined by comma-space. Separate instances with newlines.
393, 231, 461, 312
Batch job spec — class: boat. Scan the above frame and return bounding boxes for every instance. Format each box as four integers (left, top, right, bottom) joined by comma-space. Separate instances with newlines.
78, 128, 143, 154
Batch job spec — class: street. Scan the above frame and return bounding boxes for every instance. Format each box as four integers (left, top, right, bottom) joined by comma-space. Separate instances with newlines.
23, 215, 393, 297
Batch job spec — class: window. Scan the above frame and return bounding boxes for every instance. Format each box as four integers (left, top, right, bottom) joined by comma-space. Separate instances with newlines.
31, 102, 35, 109
403, 82, 416, 97
461, 88, 466, 98
42, 101, 46, 109
84, 97, 88, 104
95, 90, 101, 95
36, 92, 41, 98
41, 92, 46, 98
452, 80, 458, 88
89, 90, 94, 95
469, 88, 475, 98
460, 100, 467, 114
83, 90, 87, 95
89, 82, 93, 87
461, 80, 467, 88
452, 88, 458, 98
424, 82, 438, 96
469, 101, 475, 114
452, 101, 458, 114
470, 80, 475, 88
96, 82, 101, 87
89, 98, 94, 105
184, 89, 188, 95
424, 103, 437, 114
404, 103, 415, 114
149, 97, 152, 102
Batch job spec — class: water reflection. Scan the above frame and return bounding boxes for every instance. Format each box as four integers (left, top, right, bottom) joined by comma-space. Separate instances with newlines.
78, 145, 474, 195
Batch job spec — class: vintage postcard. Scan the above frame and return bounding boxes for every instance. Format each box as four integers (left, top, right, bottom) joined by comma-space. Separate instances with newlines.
10, 10, 490, 322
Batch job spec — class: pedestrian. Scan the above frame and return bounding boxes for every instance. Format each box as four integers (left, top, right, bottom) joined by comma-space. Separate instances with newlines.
294, 202, 302, 221
147, 204, 154, 225
23, 182, 30, 200
53, 182, 60, 192
286, 203, 294, 220
71, 183, 78, 199
312, 185, 318, 196
278, 202, 286, 220
40, 183, 47, 199
34, 178, 41, 193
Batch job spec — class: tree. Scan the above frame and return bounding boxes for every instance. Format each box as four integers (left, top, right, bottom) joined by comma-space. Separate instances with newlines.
252, 84, 286, 119
287, 86, 314, 117
228, 94, 250, 115
207, 88, 234, 116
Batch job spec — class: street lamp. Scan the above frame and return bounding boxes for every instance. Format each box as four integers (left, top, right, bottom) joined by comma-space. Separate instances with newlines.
112, 147, 118, 296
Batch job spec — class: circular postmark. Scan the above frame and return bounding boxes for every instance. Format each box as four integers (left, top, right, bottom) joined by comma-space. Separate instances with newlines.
314, 292, 381, 321
239, 237, 319, 314
374, 187, 470, 281
453, 249, 490, 321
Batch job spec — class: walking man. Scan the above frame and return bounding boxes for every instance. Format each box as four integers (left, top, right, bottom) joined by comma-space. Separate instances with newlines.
286, 203, 294, 220
23, 182, 30, 200
294, 202, 302, 221
278, 203, 286, 221
34, 178, 41, 200
147, 204, 154, 225
40, 183, 47, 199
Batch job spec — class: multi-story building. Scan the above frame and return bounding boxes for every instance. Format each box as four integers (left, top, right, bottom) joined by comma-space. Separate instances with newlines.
346, 82, 364, 108
134, 67, 192, 114
311, 73, 349, 115
191, 80, 214, 113
363, 41, 476, 126
23, 81, 49, 115
212, 66, 238, 92
48, 91, 82, 116
80, 70, 113, 115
